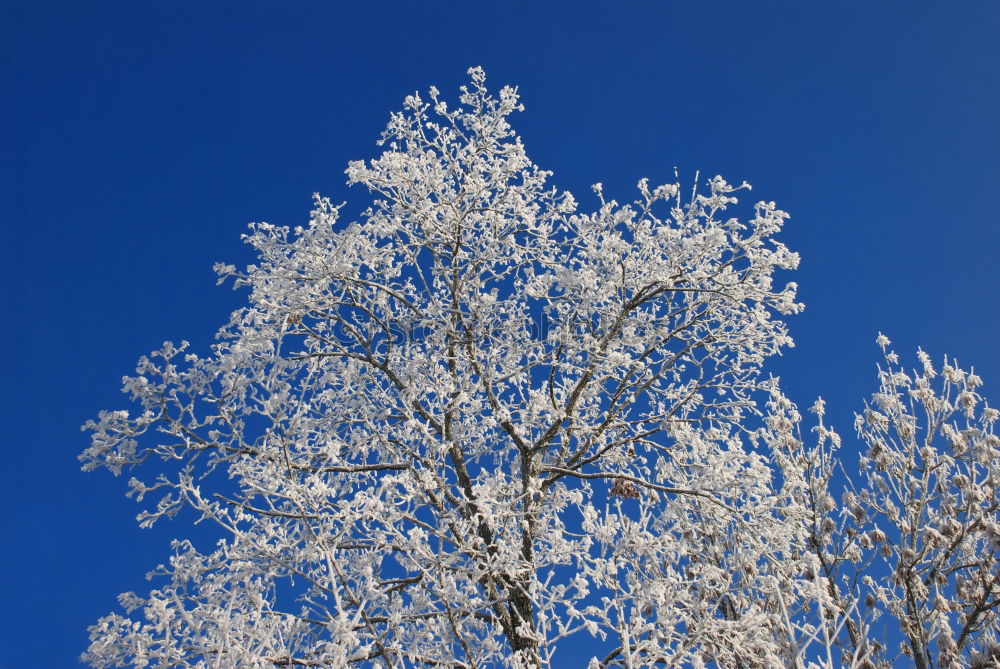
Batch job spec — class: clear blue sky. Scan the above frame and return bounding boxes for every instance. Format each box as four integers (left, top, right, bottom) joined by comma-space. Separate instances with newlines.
1, 1, 998, 665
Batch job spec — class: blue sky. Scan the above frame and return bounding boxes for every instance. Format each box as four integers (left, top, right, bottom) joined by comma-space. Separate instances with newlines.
1, 1, 998, 665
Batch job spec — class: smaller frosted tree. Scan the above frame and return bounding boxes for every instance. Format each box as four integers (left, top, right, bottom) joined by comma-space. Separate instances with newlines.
801, 337, 1000, 669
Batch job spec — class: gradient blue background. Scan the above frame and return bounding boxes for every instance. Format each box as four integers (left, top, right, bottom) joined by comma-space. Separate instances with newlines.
2, 1, 998, 665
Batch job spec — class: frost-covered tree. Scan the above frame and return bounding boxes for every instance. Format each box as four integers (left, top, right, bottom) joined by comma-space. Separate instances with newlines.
80, 69, 993, 668
800, 337, 1000, 669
